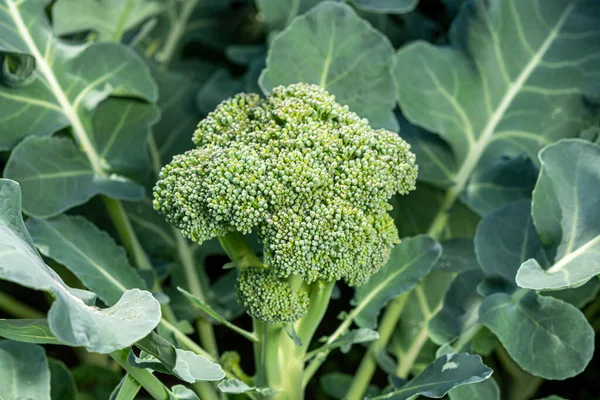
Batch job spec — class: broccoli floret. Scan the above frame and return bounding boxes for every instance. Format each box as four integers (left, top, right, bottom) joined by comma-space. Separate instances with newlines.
154, 83, 417, 321
236, 268, 309, 322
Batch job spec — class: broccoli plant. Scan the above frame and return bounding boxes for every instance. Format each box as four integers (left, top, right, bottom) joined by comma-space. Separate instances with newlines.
0, 1, 599, 400
152, 83, 417, 396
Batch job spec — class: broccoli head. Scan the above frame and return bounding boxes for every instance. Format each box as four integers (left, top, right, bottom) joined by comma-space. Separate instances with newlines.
154, 83, 417, 321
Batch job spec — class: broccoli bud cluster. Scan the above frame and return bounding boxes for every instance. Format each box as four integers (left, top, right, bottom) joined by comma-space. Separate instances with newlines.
154, 83, 417, 322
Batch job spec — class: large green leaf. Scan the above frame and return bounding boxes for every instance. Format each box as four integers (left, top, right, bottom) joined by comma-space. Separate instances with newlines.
475, 198, 595, 378
27, 214, 147, 306
352, 235, 442, 329
0, 179, 161, 353
480, 291, 593, 379
394, 0, 600, 229
259, 1, 398, 130
516, 140, 600, 290
52, 0, 166, 41
0, 341, 51, 400
368, 353, 492, 400
0, 0, 157, 214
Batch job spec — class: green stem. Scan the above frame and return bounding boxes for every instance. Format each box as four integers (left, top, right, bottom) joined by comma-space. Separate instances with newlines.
217, 231, 264, 269
111, 0, 135, 41
0, 291, 44, 319
175, 233, 219, 355
103, 197, 178, 324
156, 0, 199, 65
110, 349, 170, 400
495, 345, 543, 400
345, 293, 409, 400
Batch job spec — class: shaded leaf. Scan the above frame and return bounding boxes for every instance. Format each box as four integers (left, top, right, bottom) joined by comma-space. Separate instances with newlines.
5, 136, 144, 218
259, 1, 398, 130
350, 0, 418, 14
49, 359, 76, 400
516, 140, 600, 290
307, 328, 379, 359
475, 200, 543, 292
256, 0, 338, 31
429, 270, 484, 345
0, 341, 50, 400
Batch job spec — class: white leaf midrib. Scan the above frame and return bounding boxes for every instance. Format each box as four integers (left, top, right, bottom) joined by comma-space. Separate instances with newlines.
6, 0, 106, 176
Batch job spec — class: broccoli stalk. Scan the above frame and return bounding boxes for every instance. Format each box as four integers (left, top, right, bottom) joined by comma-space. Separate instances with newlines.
153, 83, 417, 399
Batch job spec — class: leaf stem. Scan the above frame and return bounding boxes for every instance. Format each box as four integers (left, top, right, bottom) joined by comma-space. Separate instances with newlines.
110, 349, 170, 400
156, 0, 199, 65
112, 0, 136, 41
345, 293, 409, 400
0, 291, 44, 319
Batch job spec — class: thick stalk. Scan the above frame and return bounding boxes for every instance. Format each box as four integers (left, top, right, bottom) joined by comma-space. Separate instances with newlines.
217, 231, 264, 268
345, 293, 409, 400
0, 291, 44, 319
110, 349, 170, 400
258, 281, 335, 400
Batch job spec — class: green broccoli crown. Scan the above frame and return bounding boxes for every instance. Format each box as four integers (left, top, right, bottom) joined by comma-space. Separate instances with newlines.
236, 268, 309, 322
154, 83, 417, 287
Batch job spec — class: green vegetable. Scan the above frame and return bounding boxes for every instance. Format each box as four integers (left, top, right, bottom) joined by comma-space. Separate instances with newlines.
154, 83, 417, 321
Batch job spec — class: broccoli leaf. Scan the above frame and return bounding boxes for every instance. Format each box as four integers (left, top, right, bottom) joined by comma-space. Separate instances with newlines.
49, 359, 77, 400
0, 179, 161, 353
448, 377, 500, 400
476, 198, 594, 379
516, 140, 600, 290
480, 291, 593, 379
350, 0, 418, 14
0, 0, 157, 215
0, 319, 64, 345
26, 214, 148, 306
394, 0, 600, 224
0, 341, 51, 400
259, 1, 398, 130
353, 235, 442, 329
367, 353, 492, 400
